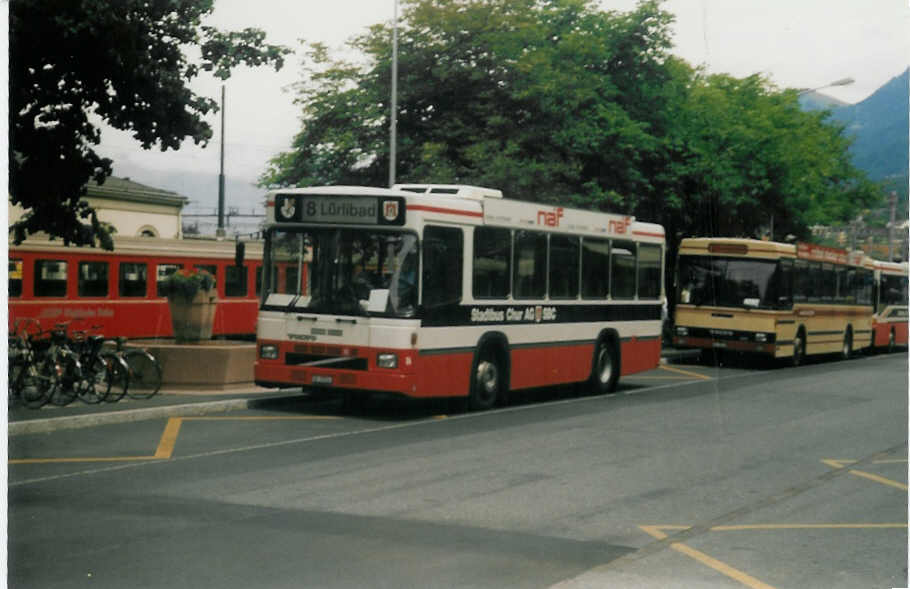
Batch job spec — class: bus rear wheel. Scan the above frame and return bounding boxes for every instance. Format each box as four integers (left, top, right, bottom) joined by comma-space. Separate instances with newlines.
791, 333, 805, 367
589, 339, 619, 395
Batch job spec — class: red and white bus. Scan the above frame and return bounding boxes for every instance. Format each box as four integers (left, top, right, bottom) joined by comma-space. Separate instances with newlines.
8, 235, 262, 339
871, 260, 908, 351
254, 184, 665, 409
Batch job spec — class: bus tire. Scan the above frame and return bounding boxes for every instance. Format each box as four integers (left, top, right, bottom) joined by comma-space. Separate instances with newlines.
841, 328, 853, 360
589, 337, 619, 395
469, 345, 504, 411
791, 331, 805, 367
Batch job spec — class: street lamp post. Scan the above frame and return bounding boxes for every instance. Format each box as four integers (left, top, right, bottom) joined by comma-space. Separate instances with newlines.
389, 0, 398, 188
797, 77, 855, 96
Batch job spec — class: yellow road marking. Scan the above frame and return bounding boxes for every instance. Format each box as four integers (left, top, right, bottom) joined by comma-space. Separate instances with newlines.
658, 364, 712, 380
846, 470, 908, 490
154, 417, 183, 459
10, 414, 343, 464
9, 456, 160, 465
639, 526, 776, 589
822, 459, 908, 490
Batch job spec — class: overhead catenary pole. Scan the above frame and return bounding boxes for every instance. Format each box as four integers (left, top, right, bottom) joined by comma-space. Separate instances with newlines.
217, 84, 226, 239
388, 0, 398, 188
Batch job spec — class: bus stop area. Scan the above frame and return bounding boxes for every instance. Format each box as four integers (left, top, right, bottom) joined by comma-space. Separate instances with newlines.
8, 347, 701, 436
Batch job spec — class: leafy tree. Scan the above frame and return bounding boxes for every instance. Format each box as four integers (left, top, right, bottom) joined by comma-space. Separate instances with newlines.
262, 0, 879, 245
9, 0, 291, 248
262, 0, 676, 210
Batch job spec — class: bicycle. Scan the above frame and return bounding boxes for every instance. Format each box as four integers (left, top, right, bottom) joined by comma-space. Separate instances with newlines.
111, 337, 162, 400
45, 322, 84, 407
68, 325, 130, 404
7, 319, 55, 409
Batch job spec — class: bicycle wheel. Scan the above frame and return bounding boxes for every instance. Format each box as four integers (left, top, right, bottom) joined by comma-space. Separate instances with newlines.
17, 363, 54, 409
76, 356, 108, 404
101, 353, 130, 402
124, 350, 162, 399
48, 354, 79, 406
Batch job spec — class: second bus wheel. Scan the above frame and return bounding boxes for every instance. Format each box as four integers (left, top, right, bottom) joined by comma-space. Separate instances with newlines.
589, 338, 619, 395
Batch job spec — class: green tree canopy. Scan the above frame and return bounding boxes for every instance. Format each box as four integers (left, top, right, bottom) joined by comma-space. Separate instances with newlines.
9, 0, 291, 248
262, 0, 880, 243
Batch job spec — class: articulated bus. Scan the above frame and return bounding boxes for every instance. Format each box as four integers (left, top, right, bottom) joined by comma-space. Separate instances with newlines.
672, 237, 877, 364
8, 235, 263, 339
254, 184, 666, 409
871, 260, 909, 351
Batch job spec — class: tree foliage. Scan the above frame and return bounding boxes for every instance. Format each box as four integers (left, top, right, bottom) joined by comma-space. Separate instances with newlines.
9, 0, 290, 248
262, 0, 880, 243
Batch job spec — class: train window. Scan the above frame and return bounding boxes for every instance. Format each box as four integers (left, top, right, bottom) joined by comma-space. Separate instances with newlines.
78, 262, 109, 297
225, 265, 247, 297
255, 266, 262, 296
119, 262, 148, 297
156, 264, 182, 297
195, 264, 217, 279
35, 260, 68, 297
9, 259, 23, 298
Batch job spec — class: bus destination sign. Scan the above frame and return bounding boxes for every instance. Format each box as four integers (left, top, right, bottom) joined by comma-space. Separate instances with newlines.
275, 194, 406, 226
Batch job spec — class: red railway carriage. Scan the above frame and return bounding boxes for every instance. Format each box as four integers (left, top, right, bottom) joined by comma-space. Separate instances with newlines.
8, 235, 262, 339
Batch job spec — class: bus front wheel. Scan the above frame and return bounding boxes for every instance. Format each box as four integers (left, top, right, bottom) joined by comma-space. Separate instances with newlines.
469, 350, 501, 411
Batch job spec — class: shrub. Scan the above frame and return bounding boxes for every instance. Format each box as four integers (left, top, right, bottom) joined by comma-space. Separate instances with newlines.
159, 268, 215, 300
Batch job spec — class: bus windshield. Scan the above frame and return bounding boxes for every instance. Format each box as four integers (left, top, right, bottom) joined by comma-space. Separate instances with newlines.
265, 228, 418, 317
677, 255, 790, 309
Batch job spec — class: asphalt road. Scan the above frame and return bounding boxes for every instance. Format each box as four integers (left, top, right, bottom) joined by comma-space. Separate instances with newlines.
8, 352, 908, 589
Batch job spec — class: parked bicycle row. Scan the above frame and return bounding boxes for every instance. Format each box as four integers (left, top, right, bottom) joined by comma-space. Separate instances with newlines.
8, 319, 163, 409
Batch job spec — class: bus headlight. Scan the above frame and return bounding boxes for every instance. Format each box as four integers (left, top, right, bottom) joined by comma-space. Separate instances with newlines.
676, 326, 689, 336
377, 353, 398, 369
260, 344, 279, 360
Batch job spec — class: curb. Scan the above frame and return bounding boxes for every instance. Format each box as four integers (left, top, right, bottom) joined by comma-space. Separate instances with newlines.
8, 396, 292, 436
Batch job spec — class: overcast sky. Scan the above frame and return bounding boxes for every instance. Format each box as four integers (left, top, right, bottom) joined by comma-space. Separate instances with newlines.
98, 0, 910, 202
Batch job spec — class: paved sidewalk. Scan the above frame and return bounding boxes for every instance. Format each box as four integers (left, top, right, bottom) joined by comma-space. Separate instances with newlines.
8, 347, 701, 436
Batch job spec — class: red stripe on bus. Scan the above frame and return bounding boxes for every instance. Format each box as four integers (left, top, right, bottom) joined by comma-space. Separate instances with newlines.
406, 205, 483, 218
632, 230, 665, 238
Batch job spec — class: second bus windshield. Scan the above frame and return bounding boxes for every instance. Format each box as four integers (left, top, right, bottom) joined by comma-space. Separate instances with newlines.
677, 255, 789, 309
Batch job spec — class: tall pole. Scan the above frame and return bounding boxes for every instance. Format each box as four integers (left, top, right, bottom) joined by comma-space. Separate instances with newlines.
217, 84, 226, 239
388, 0, 398, 188
888, 191, 896, 261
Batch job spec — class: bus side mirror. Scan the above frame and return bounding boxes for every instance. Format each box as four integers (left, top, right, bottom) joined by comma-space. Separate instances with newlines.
235, 241, 245, 266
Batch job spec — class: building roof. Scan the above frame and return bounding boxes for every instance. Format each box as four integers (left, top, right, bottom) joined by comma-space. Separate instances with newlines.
86, 176, 188, 208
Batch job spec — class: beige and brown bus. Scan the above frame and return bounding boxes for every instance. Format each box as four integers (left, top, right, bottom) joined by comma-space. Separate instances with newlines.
672, 237, 875, 365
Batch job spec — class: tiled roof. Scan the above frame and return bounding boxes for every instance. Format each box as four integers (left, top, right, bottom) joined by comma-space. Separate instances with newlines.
86, 176, 188, 207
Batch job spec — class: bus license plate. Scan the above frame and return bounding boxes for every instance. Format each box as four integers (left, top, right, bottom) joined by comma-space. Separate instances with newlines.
312, 375, 333, 386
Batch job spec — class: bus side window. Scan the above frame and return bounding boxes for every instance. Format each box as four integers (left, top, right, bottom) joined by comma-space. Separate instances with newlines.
513, 230, 547, 299
473, 227, 511, 299
422, 226, 463, 308
225, 265, 248, 297
35, 260, 68, 297
255, 266, 263, 296
610, 240, 637, 299
550, 235, 580, 299
821, 263, 835, 302
9, 259, 23, 298
637, 243, 661, 300
78, 261, 109, 297
774, 259, 794, 308
793, 260, 810, 303
858, 268, 874, 306
581, 238, 609, 299
119, 262, 148, 297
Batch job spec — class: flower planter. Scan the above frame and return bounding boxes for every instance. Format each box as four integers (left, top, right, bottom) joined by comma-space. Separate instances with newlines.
167, 289, 217, 343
